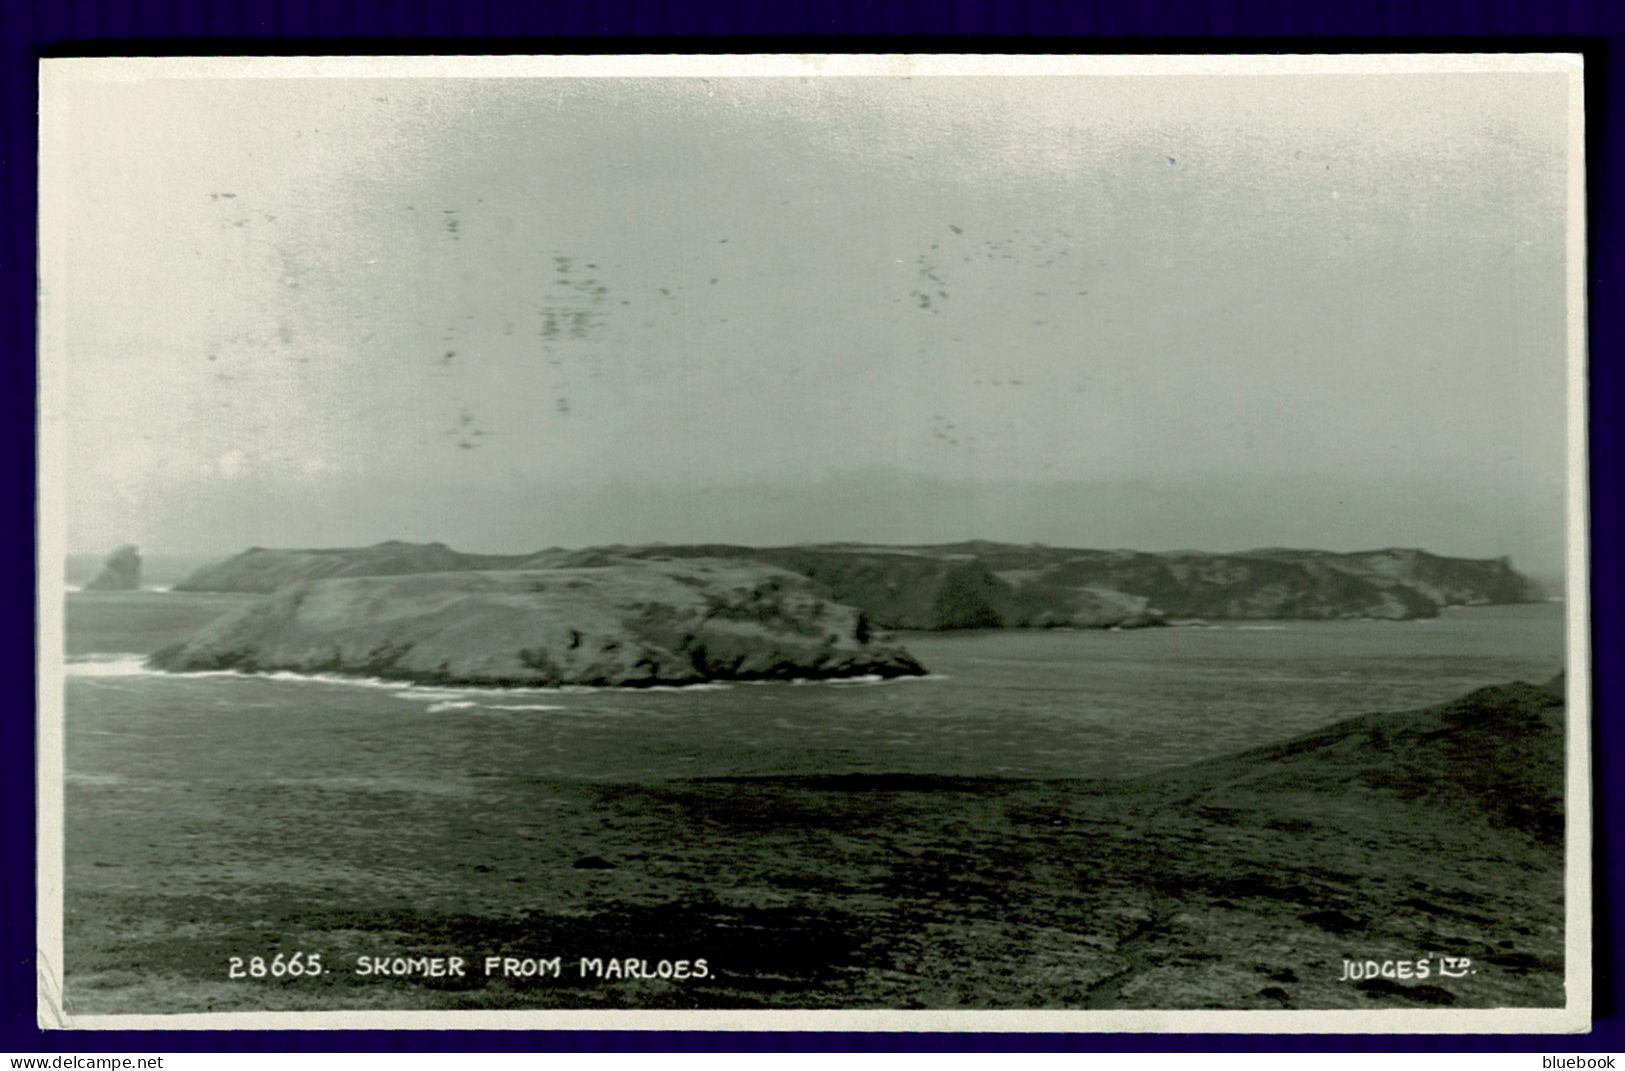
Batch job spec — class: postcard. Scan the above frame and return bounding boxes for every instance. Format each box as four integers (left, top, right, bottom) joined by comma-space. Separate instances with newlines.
36, 53, 1590, 1032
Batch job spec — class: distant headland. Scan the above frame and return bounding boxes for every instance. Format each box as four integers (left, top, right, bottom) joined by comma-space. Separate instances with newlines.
169, 540, 1543, 629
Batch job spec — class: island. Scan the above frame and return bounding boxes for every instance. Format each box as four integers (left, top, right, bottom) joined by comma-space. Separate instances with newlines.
148, 557, 925, 687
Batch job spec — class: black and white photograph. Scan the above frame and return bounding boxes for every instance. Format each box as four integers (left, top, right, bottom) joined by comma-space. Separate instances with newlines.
36, 54, 1589, 1031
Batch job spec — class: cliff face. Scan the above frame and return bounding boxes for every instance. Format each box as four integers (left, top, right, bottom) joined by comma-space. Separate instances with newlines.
169, 540, 1544, 629
83, 545, 142, 591
600, 544, 1544, 628
149, 558, 925, 687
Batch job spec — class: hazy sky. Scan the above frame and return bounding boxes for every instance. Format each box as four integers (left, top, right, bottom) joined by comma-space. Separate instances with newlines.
42, 61, 1577, 574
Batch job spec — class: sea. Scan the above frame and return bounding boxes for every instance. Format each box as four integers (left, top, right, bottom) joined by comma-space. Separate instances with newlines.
61, 592, 1566, 784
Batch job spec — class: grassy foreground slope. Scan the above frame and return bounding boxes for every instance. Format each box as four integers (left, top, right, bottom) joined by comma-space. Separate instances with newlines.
63, 676, 1565, 1013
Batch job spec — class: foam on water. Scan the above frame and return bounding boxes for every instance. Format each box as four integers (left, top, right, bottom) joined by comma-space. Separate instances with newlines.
1163, 622, 1311, 632
418, 701, 575, 713
65, 656, 411, 692
63, 585, 177, 595
64, 654, 153, 677
619, 683, 733, 693
62, 655, 906, 698
781, 673, 947, 687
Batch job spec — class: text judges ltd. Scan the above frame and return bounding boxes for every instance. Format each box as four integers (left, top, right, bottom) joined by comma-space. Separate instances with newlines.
356, 955, 710, 981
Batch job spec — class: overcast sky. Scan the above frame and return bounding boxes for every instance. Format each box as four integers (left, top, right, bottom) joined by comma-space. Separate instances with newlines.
43, 62, 1577, 574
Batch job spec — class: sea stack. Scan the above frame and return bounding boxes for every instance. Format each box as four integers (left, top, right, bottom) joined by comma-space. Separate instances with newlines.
83, 545, 142, 591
